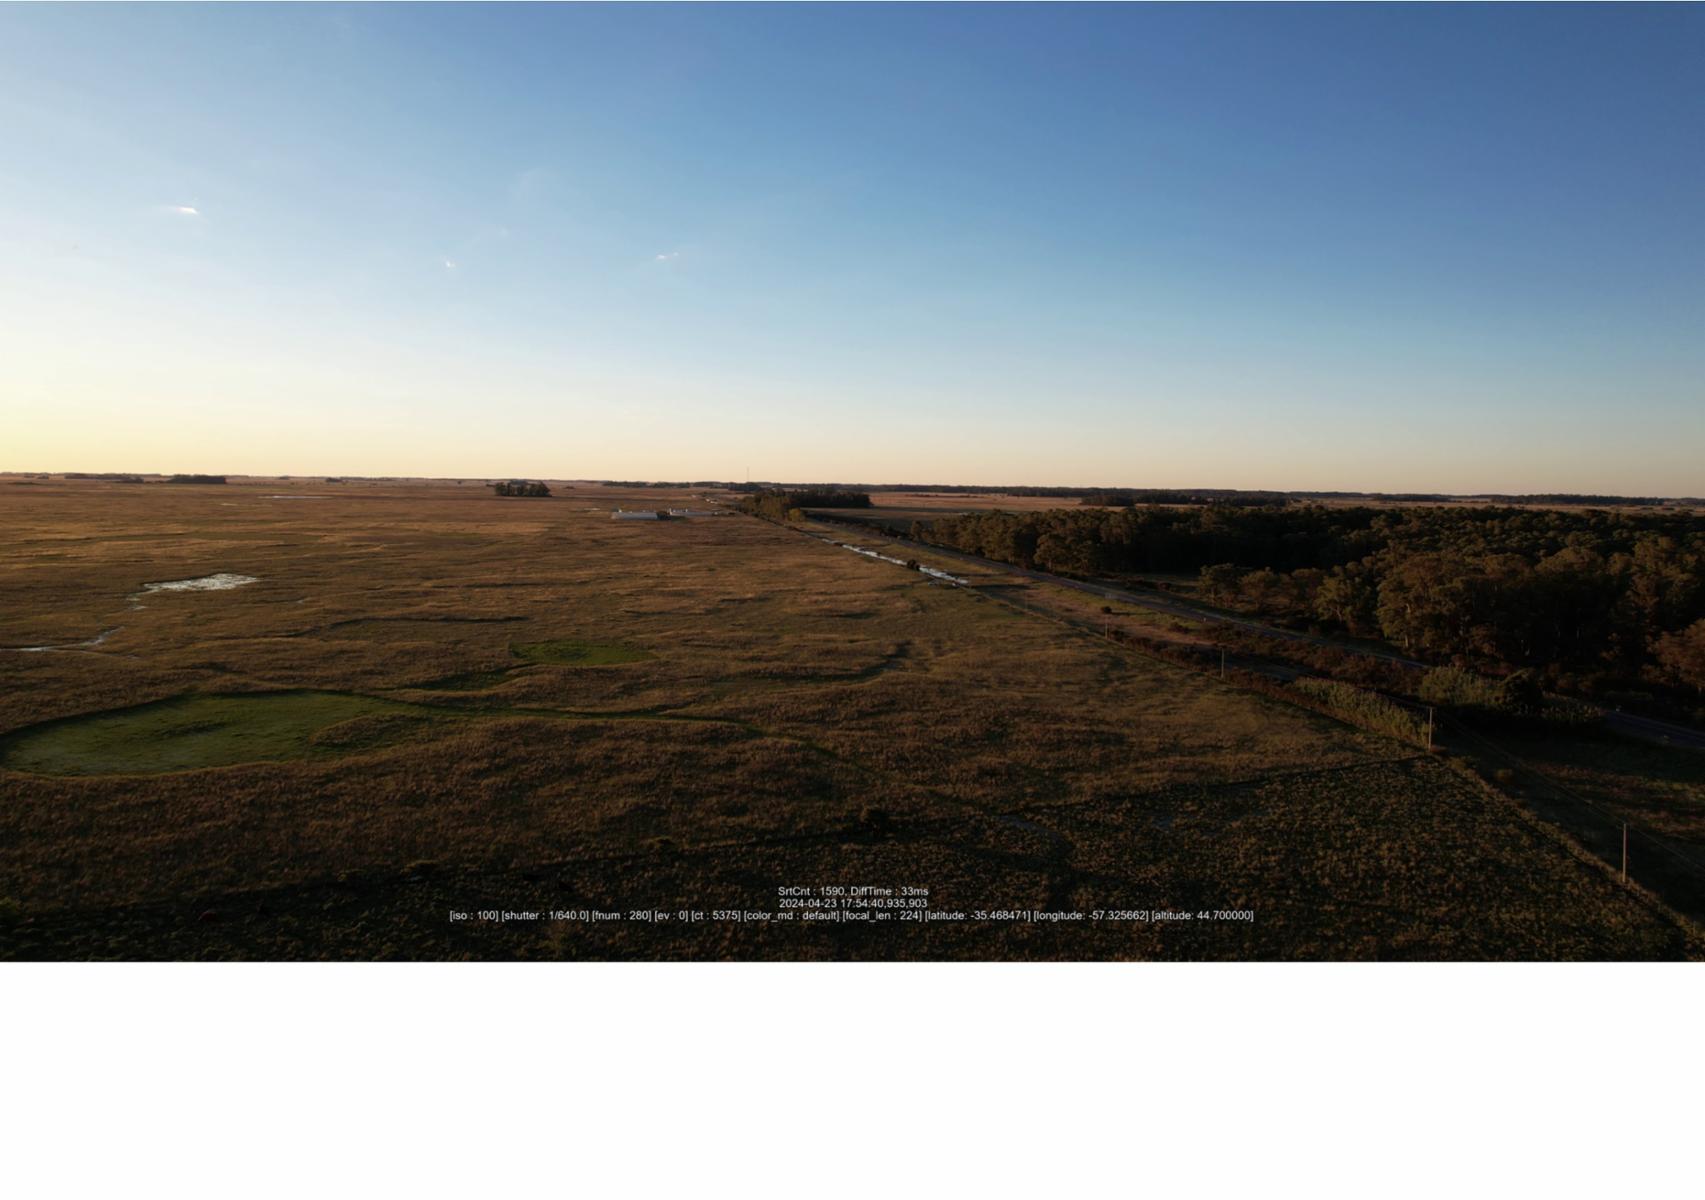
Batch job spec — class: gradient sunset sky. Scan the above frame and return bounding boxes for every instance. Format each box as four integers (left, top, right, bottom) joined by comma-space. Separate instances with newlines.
2, 3, 1700, 492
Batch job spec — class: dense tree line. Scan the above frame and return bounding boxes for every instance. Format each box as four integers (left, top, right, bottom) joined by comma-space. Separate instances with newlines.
492, 480, 551, 497
916, 504, 1705, 696
724, 481, 1680, 504
1077, 490, 1289, 508
919, 504, 1391, 576
729, 483, 1113, 497
1290, 492, 1678, 506
167, 474, 227, 484
739, 488, 870, 521
603, 480, 730, 488
1462, 494, 1671, 507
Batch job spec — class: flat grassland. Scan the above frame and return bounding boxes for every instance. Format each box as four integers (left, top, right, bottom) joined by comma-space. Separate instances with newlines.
0, 479, 1695, 959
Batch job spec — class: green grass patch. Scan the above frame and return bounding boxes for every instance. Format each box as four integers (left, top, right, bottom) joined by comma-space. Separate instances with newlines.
511, 639, 653, 666
308, 712, 439, 752
0, 692, 437, 776
415, 667, 520, 691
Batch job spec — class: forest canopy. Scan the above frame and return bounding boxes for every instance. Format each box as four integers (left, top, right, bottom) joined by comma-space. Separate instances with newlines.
916, 504, 1705, 697
492, 480, 551, 497
738, 488, 871, 521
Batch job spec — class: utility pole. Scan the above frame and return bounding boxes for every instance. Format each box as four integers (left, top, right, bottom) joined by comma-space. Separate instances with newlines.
1426, 706, 1434, 750
1219, 648, 1226, 679
1622, 824, 1628, 883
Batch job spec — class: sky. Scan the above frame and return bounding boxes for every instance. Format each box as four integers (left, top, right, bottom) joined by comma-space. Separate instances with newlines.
1, 3, 1700, 493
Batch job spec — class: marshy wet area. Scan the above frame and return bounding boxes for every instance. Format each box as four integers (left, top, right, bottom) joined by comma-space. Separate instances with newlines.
9, 628, 120, 654
4, 574, 262, 652
139, 573, 259, 594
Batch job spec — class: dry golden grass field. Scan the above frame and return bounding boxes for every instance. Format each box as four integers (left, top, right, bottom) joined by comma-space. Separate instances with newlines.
0, 477, 1696, 959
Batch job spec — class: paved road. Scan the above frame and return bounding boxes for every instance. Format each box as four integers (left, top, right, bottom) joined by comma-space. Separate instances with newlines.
1603, 710, 1705, 752
804, 518, 1705, 752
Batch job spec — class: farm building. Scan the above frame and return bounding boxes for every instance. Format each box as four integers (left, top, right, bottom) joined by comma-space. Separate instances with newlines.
611, 509, 662, 520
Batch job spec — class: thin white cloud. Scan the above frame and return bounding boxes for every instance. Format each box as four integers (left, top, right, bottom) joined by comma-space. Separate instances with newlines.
159, 204, 201, 217
509, 167, 556, 206
654, 251, 680, 262
444, 259, 458, 270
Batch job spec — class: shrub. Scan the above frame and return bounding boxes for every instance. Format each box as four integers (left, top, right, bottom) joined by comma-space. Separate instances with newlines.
1419, 666, 1502, 709
1292, 677, 1427, 745
1496, 669, 1545, 715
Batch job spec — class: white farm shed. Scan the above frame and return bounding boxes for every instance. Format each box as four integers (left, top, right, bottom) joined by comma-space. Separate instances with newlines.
611, 509, 661, 520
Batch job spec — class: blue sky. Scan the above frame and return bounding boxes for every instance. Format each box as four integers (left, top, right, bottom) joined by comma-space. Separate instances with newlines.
2, 3, 1700, 491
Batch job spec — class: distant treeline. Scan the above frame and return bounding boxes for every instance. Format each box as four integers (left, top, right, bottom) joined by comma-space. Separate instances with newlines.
603, 480, 732, 489
168, 474, 227, 485
719, 482, 1105, 496
1079, 490, 1287, 508
915, 504, 1705, 698
1291, 492, 1673, 508
732, 483, 1291, 501
63, 472, 144, 482
738, 488, 871, 521
492, 480, 551, 497
712, 482, 1684, 506
919, 505, 1391, 575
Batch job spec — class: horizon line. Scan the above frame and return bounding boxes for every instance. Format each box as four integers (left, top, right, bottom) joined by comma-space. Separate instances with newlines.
4, 469, 1697, 504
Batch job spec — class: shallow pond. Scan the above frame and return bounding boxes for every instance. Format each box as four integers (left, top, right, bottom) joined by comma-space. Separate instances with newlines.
837, 543, 966, 585
141, 573, 259, 593
9, 627, 120, 653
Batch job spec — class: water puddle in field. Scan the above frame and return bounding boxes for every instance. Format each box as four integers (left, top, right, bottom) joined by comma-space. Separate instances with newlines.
8, 627, 121, 653
139, 573, 259, 594
836, 543, 967, 585
125, 572, 260, 612
8, 575, 259, 652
